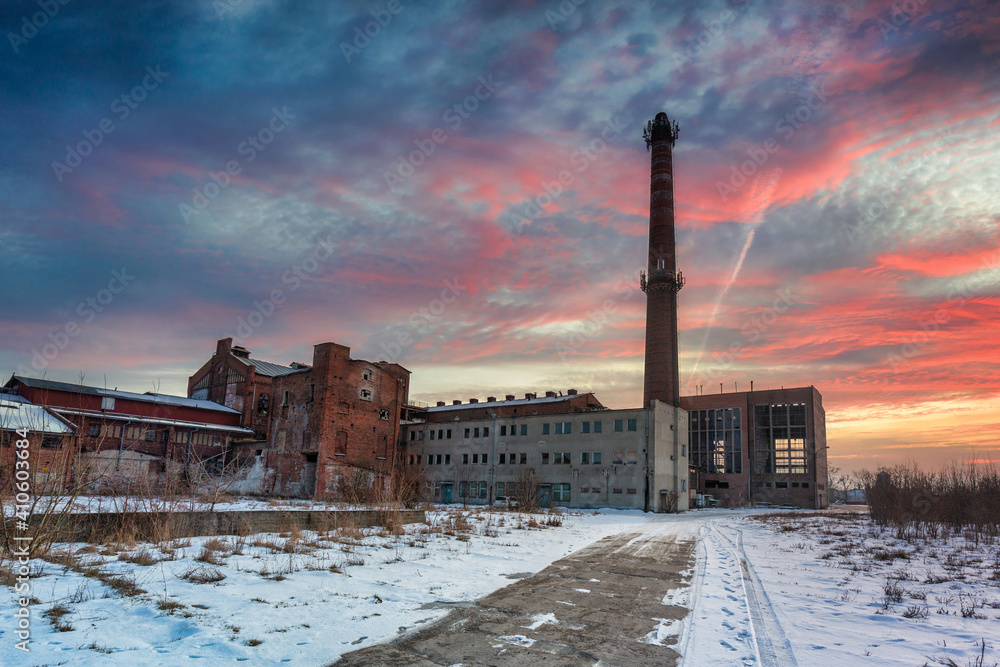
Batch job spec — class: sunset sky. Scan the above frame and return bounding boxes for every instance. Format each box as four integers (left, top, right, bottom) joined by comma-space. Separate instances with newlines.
2, 0, 998, 474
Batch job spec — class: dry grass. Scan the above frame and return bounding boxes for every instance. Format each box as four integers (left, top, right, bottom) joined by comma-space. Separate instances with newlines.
181, 566, 225, 584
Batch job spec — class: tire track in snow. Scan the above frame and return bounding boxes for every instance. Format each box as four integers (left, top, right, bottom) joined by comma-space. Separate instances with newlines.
712, 522, 798, 667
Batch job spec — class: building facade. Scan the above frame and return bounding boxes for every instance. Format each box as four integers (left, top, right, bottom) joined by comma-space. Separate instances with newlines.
3, 375, 253, 490
402, 395, 689, 512
680, 386, 828, 509
264, 342, 411, 499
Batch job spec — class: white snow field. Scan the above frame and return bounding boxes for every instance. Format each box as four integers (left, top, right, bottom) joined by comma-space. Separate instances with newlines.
2, 507, 998, 666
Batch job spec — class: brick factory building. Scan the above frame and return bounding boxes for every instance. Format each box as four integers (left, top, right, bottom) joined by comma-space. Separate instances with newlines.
262, 342, 411, 498
2, 375, 253, 490
681, 386, 828, 509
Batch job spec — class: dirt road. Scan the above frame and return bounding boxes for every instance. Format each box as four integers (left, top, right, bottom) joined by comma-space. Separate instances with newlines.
334, 529, 695, 666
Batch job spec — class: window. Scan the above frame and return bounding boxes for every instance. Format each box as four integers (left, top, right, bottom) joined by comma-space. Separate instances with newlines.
753, 403, 807, 474
593, 451, 602, 464
626, 488, 637, 495
145, 429, 157, 442
542, 423, 550, 435
681, 480, 687, 491
430, 430, 436, 440
554, 452, 570, 464
257, 393, 270, 416
41, 435, 61, 449
581, 452, 590, 464
462, 454, 469, 464
582, 421, 590, 433
409, 431, 416, 441
436, 454, 442, 465
309, 384, 315, 402
497, 482, 505, 497
445, 454, 451, 464
519, 453, 527, 464
520, 424, 527, 436
627, 450, 638, 464
499, 453, 506, 464
427, 454, 433, 465
363, 369, 373, 381
474, 427, 480, 438
88, 423, 100, 437
614, 419, 623, 432
417, 431, 424, 440
434, 482, 442, 497
283, 390, 290, 405
482, 454, 487, 465
500, 425, 507, 436
459, 481, 468, 497
360, 389, 372, 401
580, 486, 589, 493
464, 428, 471, 438
792, 482, 800, 488
593, 421, 602, 433
775, 481, 788, 489
378, 409, 389, 421
553, 483, 571, 502
554, 422, 571, 434
802, 482, 809, 488
613, 451, 624, 464
627, 418, 637, 431
612, 488, 622, 494
483, 427, 489, 437
472, 454, 479, 464
541, 452, 550, 464
101, 396, 115, 411
478, 481, 487, 499
682, 445, 687, 457
446, 429, 452, 439
689, 407, 743, 475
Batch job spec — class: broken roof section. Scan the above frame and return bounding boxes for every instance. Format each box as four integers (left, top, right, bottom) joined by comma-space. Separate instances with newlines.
0, 397, 73, 434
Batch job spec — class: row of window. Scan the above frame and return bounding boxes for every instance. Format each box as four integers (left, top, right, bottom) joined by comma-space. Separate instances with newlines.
408, 450, 640, 467
431, 481, 642, 503
756, 481, 811, 489
84, 423, 222, 446
410, 418, 642, 442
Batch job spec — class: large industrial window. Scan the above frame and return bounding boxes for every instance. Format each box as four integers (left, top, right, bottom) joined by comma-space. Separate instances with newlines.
754, 403, 807, 474
688, 407, 742, 474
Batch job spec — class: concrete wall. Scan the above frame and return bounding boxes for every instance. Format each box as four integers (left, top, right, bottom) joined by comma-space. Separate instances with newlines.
404, 405, 688, 512
19, 509, 426, 543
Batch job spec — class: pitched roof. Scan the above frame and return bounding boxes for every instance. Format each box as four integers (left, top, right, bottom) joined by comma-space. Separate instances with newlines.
0, 398, 72, 434
245, 358, 301, 377
10, 376, 240, 414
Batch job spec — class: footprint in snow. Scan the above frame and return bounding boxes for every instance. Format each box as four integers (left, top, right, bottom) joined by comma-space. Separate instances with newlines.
721, 607, 734, 616
719, 640, 738, 651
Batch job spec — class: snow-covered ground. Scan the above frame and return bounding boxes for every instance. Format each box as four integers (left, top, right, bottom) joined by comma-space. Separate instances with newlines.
1, 507, 661, 665
3, 507, 999, 665
2, 494, 379, 517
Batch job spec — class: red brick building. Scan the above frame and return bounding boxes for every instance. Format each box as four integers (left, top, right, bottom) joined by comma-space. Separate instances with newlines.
0, 392, 75, 490
680, 386, 828, 509
264, 342, 411, 498
3, 375, 253, 490
188, 337, 300, 442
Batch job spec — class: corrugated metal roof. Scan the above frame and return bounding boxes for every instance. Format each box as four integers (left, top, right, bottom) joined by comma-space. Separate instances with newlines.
0, 399, 73, 434
51, 407, 255, 434
11, 376, 240, 414
426, 394, 591, 413
246, 358, 301, 377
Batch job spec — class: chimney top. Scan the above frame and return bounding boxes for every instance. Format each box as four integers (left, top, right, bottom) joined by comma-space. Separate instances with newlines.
505, 394, 515, 401
567, 388, 577, 395
487, 396, 496, 403
469, 398, 479, 404
452, 400, 462, 405
545, 391, 556, 398
436, 401, 446, 407
524, 392, 536, 400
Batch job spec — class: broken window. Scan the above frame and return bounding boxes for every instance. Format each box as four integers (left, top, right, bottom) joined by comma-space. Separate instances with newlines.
541, 452, 550, 464
689, 407, 743, 475
612, 451, 624, 464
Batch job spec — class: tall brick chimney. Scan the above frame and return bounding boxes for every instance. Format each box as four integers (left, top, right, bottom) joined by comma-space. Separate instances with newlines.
640, 112, 684, 408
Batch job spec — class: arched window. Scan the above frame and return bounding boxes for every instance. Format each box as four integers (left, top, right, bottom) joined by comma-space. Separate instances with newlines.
257, 393, 270, 416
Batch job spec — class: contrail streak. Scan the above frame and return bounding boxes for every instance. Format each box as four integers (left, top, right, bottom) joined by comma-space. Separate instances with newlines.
687, 169, 783, 387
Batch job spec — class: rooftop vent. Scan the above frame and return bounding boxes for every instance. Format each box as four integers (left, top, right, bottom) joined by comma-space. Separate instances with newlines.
505, 394, 515, 401
453, 400, 462, 405
436, 401, 446, 407
487, 396, 496, 403
290, 362, 309, 369
545, 391, 556, 398
231, 346, 251, 359
567, 388, 578, 395
469, 398, 479, 404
